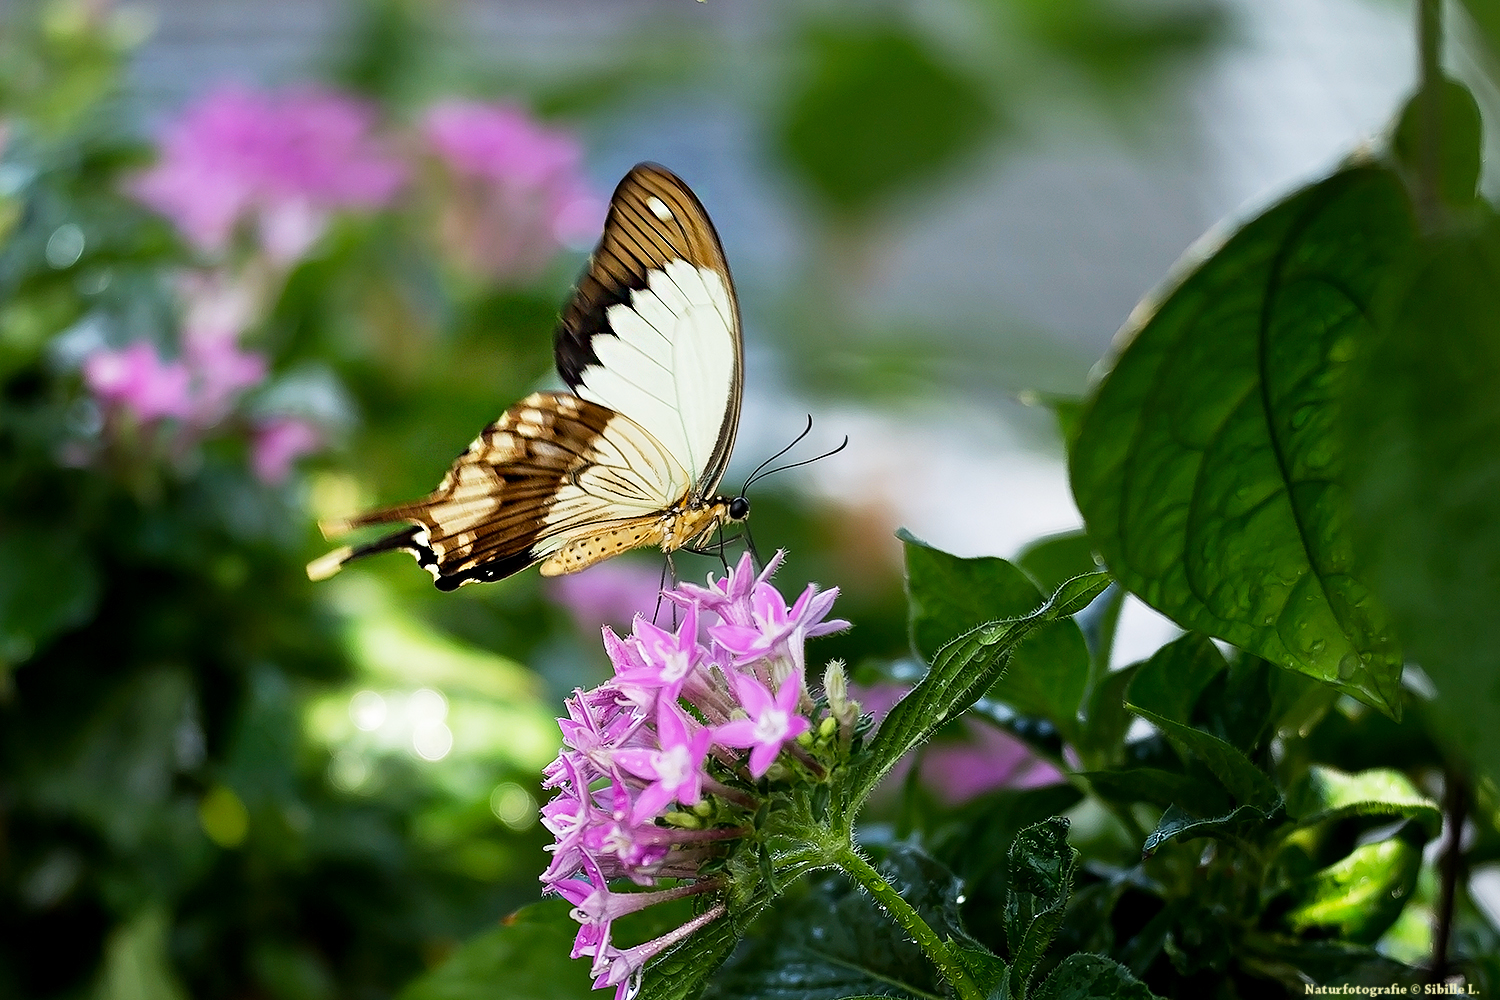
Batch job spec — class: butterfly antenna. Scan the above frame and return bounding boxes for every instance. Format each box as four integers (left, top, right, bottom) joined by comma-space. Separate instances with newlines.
742, 434, 850, 494
739, 415, 814, 494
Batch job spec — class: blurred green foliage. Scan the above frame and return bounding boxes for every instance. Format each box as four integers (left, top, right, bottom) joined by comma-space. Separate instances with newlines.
6, 0, 1500, 998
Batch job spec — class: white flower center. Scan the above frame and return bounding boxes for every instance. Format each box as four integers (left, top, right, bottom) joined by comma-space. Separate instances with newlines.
753, 707, 790, 744
654, 744, 692, 787
661, 649, 691, 682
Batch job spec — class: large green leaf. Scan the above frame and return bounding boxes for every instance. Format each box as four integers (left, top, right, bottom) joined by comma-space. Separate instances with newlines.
1343, 218, 1500, 783
1285, 765, 1441, 838
903, 531, 1093, 743
640, 911, 751, 1000
1031, 953, 1157, 1000
1071, 167, 1417, 716
1081, 768, 1230, 817
926, 783, 1083, 952
1123, 706, 1279, 809
396, 900, 592, 1000
1075, 661, 1136, 765
1122, 633, 1225, 726
706, 846, 973, 1000
848, 569, 1110, 808
1281, 825, 1425, 944
1141, 802, 1279, 857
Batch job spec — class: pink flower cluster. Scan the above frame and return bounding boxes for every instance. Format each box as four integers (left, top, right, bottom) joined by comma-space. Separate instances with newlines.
130, 86, 406, 264
421, 100, 601, 280
90, 84, 601, 483
540, 552, 850, 999
80, 271, 321, 483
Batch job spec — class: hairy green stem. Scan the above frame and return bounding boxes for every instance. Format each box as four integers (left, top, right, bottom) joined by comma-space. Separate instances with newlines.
835, 846, 984, 1000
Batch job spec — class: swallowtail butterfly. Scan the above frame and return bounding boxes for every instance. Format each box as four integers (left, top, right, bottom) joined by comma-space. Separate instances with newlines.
307, 163, 749, 590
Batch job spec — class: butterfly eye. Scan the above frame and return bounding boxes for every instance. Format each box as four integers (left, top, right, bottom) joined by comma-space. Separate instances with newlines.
728, 497, 750, 521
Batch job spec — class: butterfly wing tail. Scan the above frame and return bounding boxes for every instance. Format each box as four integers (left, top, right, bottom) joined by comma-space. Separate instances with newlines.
317, 500, 431, 541
306, 524, 428, 581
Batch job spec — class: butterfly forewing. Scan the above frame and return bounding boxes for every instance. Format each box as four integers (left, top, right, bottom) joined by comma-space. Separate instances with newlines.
555, 164, 743, 499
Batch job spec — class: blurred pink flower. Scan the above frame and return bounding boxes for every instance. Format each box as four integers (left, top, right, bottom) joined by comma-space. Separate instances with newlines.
420, 100, 601, 281
250, 417, 322, 484
83, 342, 192, 423
184, 336, 268, 427
852, 682, 1065, 806
549, 560, 664, 632
920, 723, 1065, 805
130, 85, 406, 263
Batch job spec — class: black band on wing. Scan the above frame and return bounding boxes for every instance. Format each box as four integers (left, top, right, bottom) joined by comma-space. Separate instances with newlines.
553, 162, 733, 393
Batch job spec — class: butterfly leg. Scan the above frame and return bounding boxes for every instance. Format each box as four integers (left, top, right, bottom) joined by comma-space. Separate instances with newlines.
666, 551, 684, 629
652, 558, 671, 626
712, 523, 731, 575
742, 524, 763, 573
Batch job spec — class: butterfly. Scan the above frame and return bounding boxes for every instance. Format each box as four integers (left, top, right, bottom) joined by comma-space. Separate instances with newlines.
307, 163, 750, 591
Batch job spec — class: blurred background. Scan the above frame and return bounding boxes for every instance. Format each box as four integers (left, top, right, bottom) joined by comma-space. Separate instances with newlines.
1, 0, 1487, 997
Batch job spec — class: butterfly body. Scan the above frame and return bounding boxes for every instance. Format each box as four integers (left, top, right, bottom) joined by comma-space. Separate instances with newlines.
309, 164, 749, 590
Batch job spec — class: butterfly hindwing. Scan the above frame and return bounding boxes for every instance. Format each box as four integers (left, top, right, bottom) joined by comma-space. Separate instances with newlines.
556, 163, 743, 499
312, 392, 689, 589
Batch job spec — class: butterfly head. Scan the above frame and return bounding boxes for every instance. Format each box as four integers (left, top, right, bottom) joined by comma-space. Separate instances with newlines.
727, 496, 750, 522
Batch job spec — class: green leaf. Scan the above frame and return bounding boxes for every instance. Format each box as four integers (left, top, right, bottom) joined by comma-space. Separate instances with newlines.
1122, 633, 1226, 726
1123, 706, 1279, 809
93, 907, 190, 1000
1071, 167, 1416, 716
1458, 0, 1500, 69
1392, 76, 1483, 209
952, 942, 1011, 1000
1188, 655, 1275, 753
396, 900, 593, 1000
1081, 768, 1231, 817
848, 566, 1109, 807
774, 24, 997, 217
1016, 532, 1099, 597
1281, 824, 1425, 944
902, 531, 1093, 742
1076, 662, 1136, 763
1004, 818, 1078, 995
1031, 953, 1158, 1000
1285, 765, 1441, 838
1141, 802, 1280, 857
642, 912, 748, 1000
929, 784, 1085, 892
1343, 219, 1500, 784
1242, 937, 1424, 989
926, 783, 1083, 951
0, 521, 100, 667
707, 846, 970, 1000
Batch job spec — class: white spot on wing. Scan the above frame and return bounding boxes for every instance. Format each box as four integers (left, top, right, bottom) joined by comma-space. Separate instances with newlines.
647, 196, 673, 221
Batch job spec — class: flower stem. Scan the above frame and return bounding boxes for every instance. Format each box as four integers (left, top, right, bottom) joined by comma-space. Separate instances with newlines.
835, 846, 983, 1000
